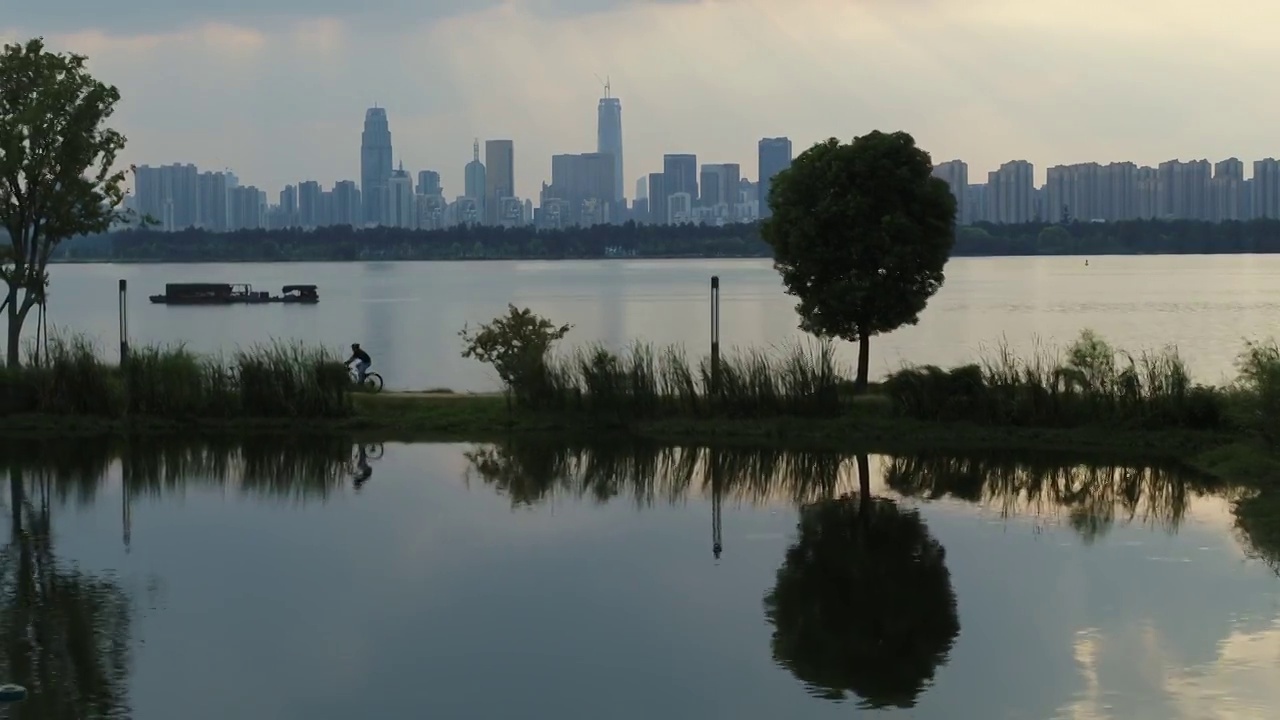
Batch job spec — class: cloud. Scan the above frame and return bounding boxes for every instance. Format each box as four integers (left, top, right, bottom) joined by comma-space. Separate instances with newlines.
1, 0, 705, 35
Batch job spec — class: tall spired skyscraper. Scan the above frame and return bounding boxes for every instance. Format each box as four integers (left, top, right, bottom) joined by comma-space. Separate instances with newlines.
596, 79, 624, 204
360, 106, 393, 226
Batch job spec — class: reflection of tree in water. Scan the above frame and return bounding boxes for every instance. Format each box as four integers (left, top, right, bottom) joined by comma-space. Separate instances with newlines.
763, 457, 960, 708
884, 455, 1212, 543
0, 467, 133, 718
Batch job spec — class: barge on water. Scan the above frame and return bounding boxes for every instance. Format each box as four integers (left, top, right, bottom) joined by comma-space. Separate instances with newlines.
149, 283, 319, 305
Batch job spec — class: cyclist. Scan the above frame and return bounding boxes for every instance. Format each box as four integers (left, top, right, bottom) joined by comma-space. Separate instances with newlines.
346, 343, 372, 384
353, 444, 373, 489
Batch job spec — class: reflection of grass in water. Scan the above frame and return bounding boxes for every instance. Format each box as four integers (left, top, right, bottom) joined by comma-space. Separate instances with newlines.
464, 443, 858, 508
463, 441, 1214, 543
883, 455, 1219, 542
0, 436, 357, 503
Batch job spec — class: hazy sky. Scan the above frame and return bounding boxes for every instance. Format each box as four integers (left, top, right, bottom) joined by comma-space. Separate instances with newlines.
4, 0, 1278, 201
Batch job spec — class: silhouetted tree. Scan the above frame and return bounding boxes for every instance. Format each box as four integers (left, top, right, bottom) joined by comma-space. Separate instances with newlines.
0, 38, 129, 366
761, 132, 957, 392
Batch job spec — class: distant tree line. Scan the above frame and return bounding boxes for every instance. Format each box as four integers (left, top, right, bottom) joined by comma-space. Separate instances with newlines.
50, 218, 1280, 263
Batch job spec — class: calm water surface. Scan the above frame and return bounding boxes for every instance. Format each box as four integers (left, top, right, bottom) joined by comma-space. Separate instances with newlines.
3, 440, 1278, 719
39, 255, 1280, 390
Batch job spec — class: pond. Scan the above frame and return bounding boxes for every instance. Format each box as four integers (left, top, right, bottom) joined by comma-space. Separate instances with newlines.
0, 438, 1275, 719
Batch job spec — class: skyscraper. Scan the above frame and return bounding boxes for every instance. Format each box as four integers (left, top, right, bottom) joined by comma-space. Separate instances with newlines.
386, 162, 415, 228
596, 82, 624, 204
647, 172, 666, 225
360, 106, 393, 226
485, 139, 515, 226
464, 139, 486, 215
417, 170, 442, 197
663, 154, 698, 211
757, 137, 793, 219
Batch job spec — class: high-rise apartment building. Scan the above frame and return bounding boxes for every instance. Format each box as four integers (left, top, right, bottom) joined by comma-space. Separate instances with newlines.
227, 185, 264, 230
635, 176, 648, 201
195, 171, 228, 231
1210, 158, 1246, 221
279, 184, 299, 228
931, 160, 968, 224
360, 107, 393, 226
133, 163, 199, 231
298, 181, 324, 228
597, 88, 624, 204
1253, 159, 1280, 219
331, 181, 361, 226
757, 137, 793, 219
986, 160, 1035, 224
1154, 160, 1210, 220
484, 139, 514, 225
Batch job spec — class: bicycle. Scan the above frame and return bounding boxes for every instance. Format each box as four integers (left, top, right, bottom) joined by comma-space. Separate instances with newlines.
350, 442, 385, 465
349, 367, 384, 393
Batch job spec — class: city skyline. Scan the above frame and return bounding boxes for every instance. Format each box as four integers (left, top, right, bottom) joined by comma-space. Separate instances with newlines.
5, 0, 1279, 203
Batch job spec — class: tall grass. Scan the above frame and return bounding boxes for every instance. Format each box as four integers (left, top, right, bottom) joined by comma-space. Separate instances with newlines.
515, 339, 843, 419
1235, 340, 1280, 442
0, 334, 351, 419
882, 330, 1225, 430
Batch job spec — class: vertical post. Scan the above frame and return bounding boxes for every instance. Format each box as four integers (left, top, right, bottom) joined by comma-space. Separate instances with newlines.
710, 276, 721, 398
118, 279, 129, 364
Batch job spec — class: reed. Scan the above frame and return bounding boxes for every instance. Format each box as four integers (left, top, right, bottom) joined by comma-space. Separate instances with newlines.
519, 339, 843, 419
1235, 340, 1280, 442
0, 333, 351, 420
882, 330, 1225, 430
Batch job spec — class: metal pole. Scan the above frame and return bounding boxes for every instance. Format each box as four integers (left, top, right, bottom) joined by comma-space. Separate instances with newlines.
118, 279, 129, 364
710, 276, 721, 399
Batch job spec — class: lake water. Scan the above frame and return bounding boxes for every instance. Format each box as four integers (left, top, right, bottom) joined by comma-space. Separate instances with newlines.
37, 255, 1280, 390
4, 439, 1278, 719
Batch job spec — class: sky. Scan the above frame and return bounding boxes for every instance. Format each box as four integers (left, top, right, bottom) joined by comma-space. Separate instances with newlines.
4, 0, 1280, 201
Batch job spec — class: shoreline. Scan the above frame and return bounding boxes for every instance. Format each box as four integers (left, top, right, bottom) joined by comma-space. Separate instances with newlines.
0, 391, 1245, 458
5, 391, 1279, 562
49, 249, 1280, 264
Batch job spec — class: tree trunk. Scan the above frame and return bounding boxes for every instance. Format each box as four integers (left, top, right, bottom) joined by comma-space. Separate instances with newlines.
854, 334, 871, 394
5, 285, 20, 368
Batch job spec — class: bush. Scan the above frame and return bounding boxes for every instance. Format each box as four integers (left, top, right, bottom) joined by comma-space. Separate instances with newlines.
883, 330, 1225, 430
459, 304, 573, 408
0, 333, 351, 420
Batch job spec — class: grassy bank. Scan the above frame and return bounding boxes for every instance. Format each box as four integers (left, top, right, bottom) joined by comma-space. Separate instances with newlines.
0, 336, 351, 421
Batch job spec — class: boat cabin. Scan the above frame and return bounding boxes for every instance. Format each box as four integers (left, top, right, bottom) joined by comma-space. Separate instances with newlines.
282, 284, 319, 302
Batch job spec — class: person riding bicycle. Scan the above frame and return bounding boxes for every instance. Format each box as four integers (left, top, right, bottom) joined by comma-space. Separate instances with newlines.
346, 343, 372, 383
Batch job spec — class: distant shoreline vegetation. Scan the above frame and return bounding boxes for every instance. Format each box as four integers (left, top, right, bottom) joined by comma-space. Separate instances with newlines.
48, 218, 1280, 263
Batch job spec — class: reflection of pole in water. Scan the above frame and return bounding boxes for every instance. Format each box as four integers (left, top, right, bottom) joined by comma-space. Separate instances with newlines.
122, 473, 132, 553
711, 452, 723, 560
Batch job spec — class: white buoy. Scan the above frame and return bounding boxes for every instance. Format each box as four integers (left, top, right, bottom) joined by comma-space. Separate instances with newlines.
0, 684, 26, 703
